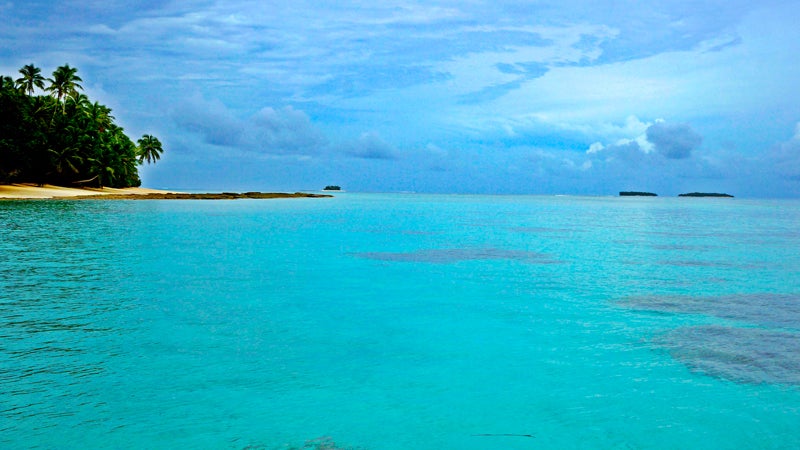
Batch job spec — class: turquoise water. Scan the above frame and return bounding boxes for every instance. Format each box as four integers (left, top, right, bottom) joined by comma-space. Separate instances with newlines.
1, 194, 799, 449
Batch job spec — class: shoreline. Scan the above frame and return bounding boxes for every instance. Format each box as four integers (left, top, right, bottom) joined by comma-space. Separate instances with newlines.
0, 184, 332, 200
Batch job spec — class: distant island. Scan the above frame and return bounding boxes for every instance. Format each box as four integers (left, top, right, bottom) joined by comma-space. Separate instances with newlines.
1, 63, 163, 188
323, 185, 341, 191
618, 191, 734, 198
678, 192, 734, 198
620, 191, 657, 197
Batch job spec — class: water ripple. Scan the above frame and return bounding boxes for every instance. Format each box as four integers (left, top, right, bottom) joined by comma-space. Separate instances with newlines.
619, 293, 800, 328
353, 248, 558, 264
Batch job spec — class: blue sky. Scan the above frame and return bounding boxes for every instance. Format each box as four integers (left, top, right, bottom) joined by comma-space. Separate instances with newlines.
3, 0, 800, 196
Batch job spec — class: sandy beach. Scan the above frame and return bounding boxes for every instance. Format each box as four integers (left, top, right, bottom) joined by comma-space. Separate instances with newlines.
0, 184, 178, 199
0, 184, 333, 200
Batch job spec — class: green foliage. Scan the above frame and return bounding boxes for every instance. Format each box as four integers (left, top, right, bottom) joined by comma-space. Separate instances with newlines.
0, 64, 160, 187
15, 64, 46, 95
47, 64, 83, 113
137, 134, 163, 164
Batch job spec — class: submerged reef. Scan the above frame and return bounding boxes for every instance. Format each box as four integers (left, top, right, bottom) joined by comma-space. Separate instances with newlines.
618, 293, 800, 385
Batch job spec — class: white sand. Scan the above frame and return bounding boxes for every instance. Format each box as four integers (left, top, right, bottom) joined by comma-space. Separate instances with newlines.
0, 184, 179, 199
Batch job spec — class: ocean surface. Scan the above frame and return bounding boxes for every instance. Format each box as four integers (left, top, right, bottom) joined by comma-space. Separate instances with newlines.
1, 194, 799, 449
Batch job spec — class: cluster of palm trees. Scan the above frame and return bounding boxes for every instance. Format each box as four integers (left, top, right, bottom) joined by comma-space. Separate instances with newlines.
0, 63, 163, 187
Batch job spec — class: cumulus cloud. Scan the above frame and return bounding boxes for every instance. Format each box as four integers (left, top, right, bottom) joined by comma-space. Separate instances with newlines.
646, 122, 703, 159
343, 132, 399, 160
172, 96, 244, 147
586, 142, 605, 154
171, 95, 406, 162
570, 120, 800, 197
603, 141, 647, 163
763, 123, 800, 181
251, 106, 326, 154
172, 96, 326, 155
583, 117, 705, 163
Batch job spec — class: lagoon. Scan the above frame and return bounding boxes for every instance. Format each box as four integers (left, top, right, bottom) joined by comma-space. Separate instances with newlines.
2, 194, 799, 449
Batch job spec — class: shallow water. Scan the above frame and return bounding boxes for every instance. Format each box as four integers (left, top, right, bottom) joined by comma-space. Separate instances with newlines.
1, 194, 799, 449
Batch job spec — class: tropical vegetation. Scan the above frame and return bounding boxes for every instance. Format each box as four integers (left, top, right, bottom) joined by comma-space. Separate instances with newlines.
0, 63, 163, 187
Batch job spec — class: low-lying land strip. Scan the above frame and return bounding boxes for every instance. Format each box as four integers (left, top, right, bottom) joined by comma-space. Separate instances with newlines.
0, 184, 331, 200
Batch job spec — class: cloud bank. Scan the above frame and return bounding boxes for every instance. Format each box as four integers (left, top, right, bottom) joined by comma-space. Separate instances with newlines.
646, 123, 703, 159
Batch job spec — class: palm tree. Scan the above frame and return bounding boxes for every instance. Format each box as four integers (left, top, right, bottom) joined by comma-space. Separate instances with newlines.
48, 146, 84, 178
67, 93, 91, 110
137, 134, 163, 164
15, 64, 46, 95
116, 153, 140, 187
86, 101, 114, 133
0, 75, 14, 91
46, 64, 83, 112
88, 146, 116, 188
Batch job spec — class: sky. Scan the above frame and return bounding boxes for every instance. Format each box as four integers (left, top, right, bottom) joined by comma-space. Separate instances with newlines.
2, 0, 800, 197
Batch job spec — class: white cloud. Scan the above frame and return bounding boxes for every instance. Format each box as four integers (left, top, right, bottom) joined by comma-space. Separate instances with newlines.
451, 3, 800, 140
172, 96, 244, 147
86, 24, 116, 35
766, 124, 800, 181
435, 23, 617, 96
587, 142, 604, 154
171, 96, 326, 155
343, 4, 464, 25
251, 106, 327, 154
342, 132, 399, 160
